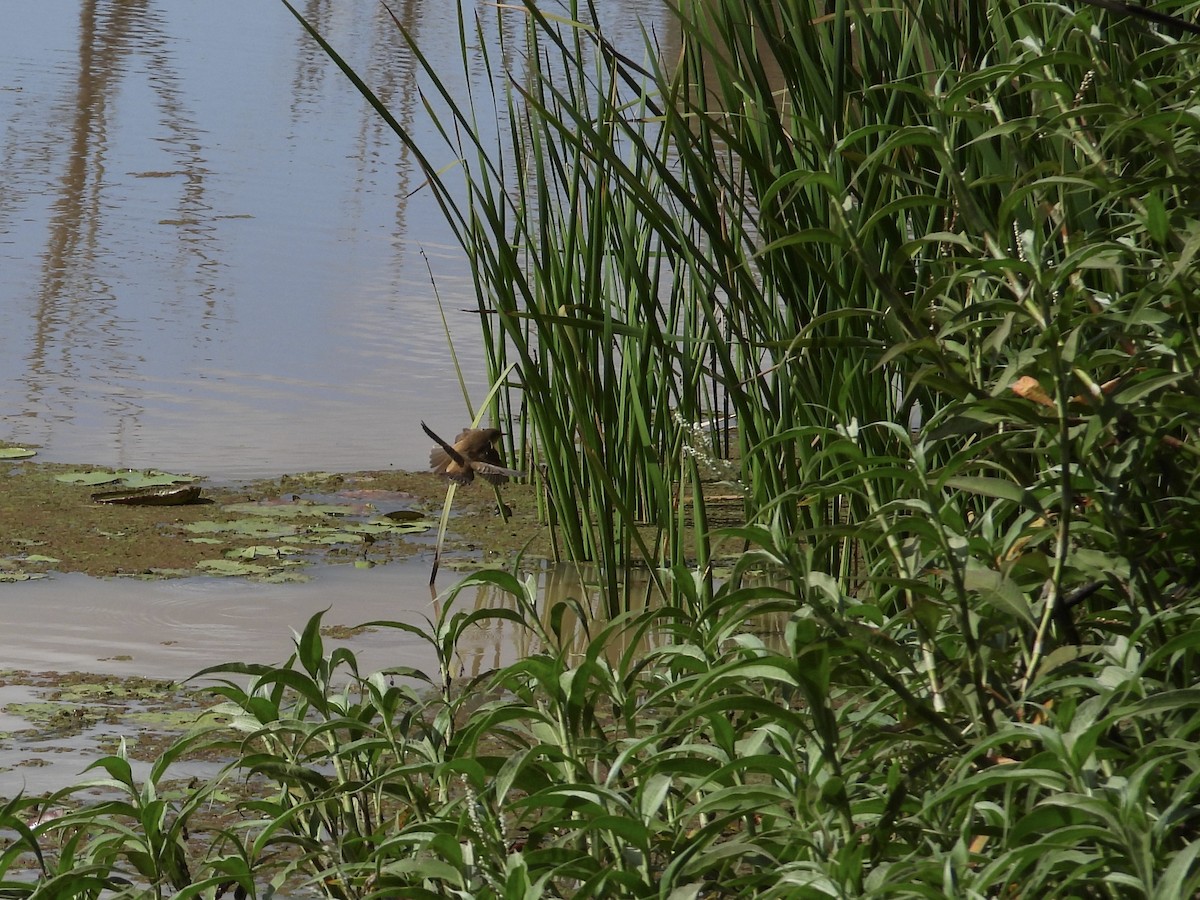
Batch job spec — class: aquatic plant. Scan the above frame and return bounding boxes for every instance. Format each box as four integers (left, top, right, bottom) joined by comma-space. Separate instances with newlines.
11, 565, 1200, 897
6, 0, 1200, 895
285, 0, 1200, 617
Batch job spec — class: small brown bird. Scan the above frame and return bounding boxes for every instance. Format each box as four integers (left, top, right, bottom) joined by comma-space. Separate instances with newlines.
422, 421, 523, 485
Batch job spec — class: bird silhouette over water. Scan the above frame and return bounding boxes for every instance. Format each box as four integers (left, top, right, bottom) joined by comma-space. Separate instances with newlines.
422, 422, 523, 485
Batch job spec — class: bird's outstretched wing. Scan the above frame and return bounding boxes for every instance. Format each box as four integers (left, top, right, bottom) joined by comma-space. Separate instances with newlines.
422, 421, 466, 466
472, 460, 525, 483
422, 421, 524, 485
423, 421, 474, 484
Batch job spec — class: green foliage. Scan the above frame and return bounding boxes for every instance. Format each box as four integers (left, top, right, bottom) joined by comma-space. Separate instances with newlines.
12, 572, 1200, 896
284, 0, 1200, 612
10, 0, 1200, 895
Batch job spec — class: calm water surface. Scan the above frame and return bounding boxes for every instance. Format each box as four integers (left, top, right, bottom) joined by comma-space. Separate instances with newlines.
0, 559, 624, 793
0, 1, 676, 789
1, 0, 671, 479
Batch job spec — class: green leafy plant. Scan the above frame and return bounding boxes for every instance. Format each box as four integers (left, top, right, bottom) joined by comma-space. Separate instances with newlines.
10, 0, 1200, 895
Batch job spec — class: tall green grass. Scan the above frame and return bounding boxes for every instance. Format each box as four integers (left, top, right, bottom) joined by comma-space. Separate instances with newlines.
6, 0, 1200, 896
283, 0, 1200, 611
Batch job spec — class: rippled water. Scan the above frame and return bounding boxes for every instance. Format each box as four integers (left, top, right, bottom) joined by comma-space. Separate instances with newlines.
0, 0, 671, 479
0, 560, 625, 793
0, 1, 675, 791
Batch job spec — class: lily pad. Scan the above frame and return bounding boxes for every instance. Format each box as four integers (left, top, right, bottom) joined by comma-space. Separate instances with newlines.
54, 469, 195, 488
185, 519, 298, 539
225, 545, 302, 560
381, 509, 426, 522
223, 502, 352, 518
55, 470, 125, 486
196, 559, 272, 577
345, 521, 403, 536
256, 570, 312, 584
0, 572, 48, 582
349, 518, 434, 536
0, 447, 36, 459
282, 530, 364, 545
22, 555, 60, 564
118, 471, 196, 488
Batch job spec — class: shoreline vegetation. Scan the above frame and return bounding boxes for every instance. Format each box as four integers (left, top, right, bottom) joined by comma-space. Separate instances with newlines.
4, 0, 1200, 896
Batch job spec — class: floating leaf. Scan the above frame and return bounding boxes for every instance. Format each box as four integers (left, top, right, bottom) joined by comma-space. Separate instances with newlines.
185, 519, 297, 539
55, 470, 125, 486
118, 471, 196, 488
0, 447, 36, 459
256, 570, 311, 584
0, 572, 48, 582
197, 559, 272, 576
225, 545, 302, 560
381, 508, 425, 522
54, 469, 195, 488
347, 518, 434, 536
346, 521, 399, 535
389, 519, 435, 534
287, 531, 365, 545
223, 502, 352, 518
23, 555, 60, 564
186, 537, 225, 545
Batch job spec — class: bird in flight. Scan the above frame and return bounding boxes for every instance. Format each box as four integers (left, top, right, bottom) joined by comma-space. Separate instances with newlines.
422, 422, 523, 485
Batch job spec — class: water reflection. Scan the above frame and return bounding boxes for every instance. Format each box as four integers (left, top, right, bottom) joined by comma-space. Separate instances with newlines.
31, 1, 221, 459
0, 555, 790, 795
0, 556, 790, 691
0, 1, 677, 479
